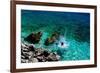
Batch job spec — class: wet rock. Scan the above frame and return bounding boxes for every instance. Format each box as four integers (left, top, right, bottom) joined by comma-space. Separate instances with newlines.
24, 31, 42, 44
44, 32, 59, 46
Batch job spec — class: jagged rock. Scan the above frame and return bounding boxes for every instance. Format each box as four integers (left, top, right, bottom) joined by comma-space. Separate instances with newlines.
24, 31, 42, 44
21, 52, 30, 59
42, 50, 50, 57
44, 32, 59, 46
47, 53, 60, 61
21, 59, 26, 63
21, 43, 29, 52
37, 56, 45, 62
21, 59, 29, 63
28, 44, 35, 52
28, 51, 34, 59
21, 55, 26, 59
35, 48, 44, 56
21, 42, 60, 63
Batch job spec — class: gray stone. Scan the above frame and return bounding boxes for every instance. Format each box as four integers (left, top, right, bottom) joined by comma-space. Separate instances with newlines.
29, 58, 39, 63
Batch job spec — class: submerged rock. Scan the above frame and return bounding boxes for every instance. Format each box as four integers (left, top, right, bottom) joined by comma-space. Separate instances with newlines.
24, 31, 42, 44
44, 32, 59, 46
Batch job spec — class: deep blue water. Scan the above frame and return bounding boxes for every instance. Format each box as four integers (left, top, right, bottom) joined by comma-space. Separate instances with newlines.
21, 10, 90, 61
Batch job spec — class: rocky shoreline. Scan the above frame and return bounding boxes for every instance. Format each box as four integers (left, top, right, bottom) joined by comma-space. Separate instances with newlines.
21, 42, 60, 63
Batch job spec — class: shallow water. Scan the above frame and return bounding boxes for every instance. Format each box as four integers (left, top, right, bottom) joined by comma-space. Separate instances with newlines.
21, 10, 90, 61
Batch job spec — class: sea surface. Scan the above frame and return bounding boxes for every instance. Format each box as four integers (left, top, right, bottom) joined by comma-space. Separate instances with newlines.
21, 10, 90, 61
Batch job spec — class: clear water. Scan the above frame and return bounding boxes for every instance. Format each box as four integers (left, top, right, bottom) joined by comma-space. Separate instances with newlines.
21, 10, 90, 61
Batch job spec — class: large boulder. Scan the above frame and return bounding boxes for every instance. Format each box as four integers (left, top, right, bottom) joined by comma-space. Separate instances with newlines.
24, 31, 42, 44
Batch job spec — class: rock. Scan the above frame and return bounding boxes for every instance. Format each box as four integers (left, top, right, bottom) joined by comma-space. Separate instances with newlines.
37, 56, 45, 62
28, 44, 35, 52
21, 43, 34, 59
44, 32, 59, 46
47, 53, 60, 61
21, 55, 25, 59
29, 58, 38, 63
21, 59, 29, 63
28, 51, 34, 59
21, 42, 60, 63
42, 50, 50, 57
21, 59, 26, 63
24, 31, 42, 44
44, 38, 54, 46
21, 52, 30, 59
56, 54, 60, 60
21, 43, 29, 52
35, 48, 44, 56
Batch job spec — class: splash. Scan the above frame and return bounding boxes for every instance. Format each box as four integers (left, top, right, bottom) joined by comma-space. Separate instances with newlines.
58, 36, 69, 49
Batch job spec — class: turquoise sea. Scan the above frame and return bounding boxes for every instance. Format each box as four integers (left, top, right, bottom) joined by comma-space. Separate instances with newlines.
21, 10, 90, 61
